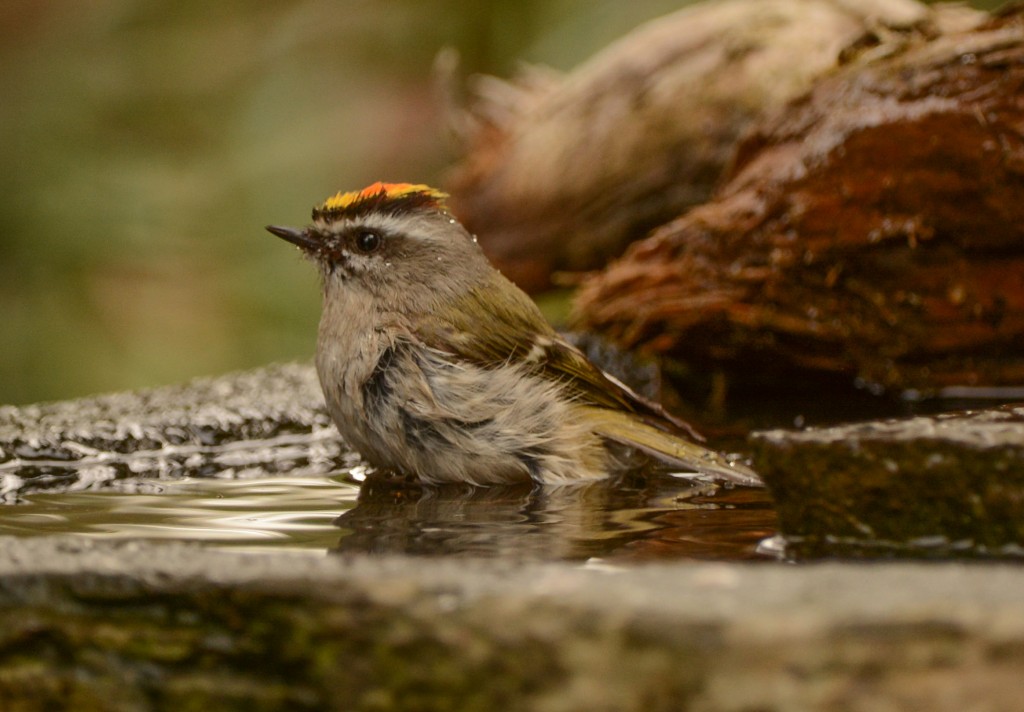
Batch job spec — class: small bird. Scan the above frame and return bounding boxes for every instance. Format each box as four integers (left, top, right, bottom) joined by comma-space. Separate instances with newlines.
267, 182, 759, 487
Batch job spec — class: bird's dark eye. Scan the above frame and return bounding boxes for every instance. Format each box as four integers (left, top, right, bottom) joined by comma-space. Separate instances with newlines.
354, 230, 382, 254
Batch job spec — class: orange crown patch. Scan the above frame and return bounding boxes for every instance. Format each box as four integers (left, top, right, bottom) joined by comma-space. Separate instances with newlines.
313, 182, 449, 221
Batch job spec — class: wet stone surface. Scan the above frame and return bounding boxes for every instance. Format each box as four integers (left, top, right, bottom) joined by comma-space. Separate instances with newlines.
751, 403, 1024, 559
0, 363, 351, 502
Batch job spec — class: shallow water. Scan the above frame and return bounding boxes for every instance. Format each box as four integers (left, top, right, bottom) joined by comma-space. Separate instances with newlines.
0, 467, 776, 562
6, 364, 1020, 562
0, 362, 776, 563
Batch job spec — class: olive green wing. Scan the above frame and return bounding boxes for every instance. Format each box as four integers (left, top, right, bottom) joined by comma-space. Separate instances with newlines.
414, 275, 698, 437
414, 276, 760, 484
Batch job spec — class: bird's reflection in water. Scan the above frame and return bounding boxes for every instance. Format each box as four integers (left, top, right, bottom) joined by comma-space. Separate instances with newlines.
332, 470, 776, 563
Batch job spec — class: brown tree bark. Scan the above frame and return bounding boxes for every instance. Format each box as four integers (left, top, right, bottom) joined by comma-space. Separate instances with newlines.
573, 7, 1024, 394
444, 0, 981, 292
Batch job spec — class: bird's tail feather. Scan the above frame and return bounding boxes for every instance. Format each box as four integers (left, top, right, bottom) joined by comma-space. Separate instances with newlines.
585, 408, 762, 486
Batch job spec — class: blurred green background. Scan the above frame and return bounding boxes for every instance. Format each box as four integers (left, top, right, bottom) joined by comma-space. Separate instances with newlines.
0, 0, 1002, 405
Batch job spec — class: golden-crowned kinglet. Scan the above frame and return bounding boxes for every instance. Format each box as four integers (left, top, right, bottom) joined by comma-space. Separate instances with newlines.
267, 182, 758, 486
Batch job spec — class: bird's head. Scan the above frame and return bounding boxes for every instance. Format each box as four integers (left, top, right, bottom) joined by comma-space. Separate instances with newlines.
267, 182, 491, 304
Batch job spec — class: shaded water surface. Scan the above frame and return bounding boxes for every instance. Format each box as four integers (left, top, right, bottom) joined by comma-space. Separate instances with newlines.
0, 466, 775, 562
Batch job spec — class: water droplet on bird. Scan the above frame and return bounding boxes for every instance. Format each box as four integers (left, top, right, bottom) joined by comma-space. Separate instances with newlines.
448, 218, 456, 224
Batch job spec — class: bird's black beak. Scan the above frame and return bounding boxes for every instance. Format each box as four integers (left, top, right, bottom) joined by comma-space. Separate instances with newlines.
266, 225, 319, 251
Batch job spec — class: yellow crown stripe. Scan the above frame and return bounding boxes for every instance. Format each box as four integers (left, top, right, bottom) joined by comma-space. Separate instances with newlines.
319, 182, 448, 213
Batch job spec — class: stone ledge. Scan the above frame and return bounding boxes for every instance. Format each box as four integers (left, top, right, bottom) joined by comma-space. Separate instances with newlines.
751, 404, 1024, 557
1, 537, 1023, 711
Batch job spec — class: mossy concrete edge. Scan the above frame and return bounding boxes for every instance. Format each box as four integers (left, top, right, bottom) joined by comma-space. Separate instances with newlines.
1, 537, 1023, 711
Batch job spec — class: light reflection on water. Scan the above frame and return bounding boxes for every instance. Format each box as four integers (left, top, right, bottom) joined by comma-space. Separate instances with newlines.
0, 470, 777, 563
0, 475, 360, 554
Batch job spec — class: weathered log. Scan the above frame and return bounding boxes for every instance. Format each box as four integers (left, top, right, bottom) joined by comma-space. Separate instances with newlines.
444, 0, 982, 291
574, 7, 1024, 394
